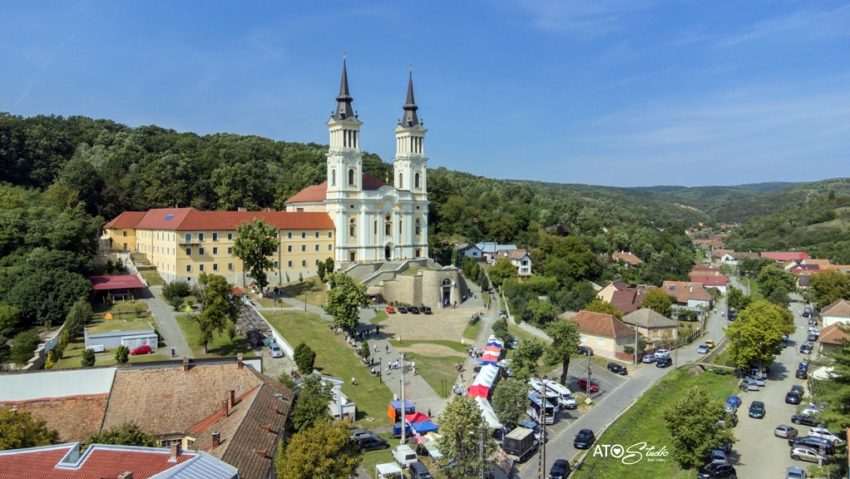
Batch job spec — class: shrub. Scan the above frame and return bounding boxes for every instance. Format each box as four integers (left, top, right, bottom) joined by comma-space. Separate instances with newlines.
115, 345, 129, 364
11, 330, 40, 364
163, 280, 192, 303
81, 348, 96, 367
293, 342, 316, 374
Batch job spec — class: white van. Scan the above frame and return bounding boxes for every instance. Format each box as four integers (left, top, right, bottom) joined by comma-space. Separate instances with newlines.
544, 380, 577, 410
392, 444, 417, 468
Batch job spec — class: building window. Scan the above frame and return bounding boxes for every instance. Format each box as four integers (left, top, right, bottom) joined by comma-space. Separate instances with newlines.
186, 265, 192, 272
301, 260, 307, 267
228, 263, 233, 271
315, 245, 320, 251
415, 219, 421, 235
385, 222, 391, 236
199, 233, 205, 242
399, 172, 403, 188
415, 173, 420, 189
329, 244, 333, 251
349, 220, 356, 238
227, 233, 233, 240
185, 248, 191, 256
288, 260, 293, 267
212, 232, 218, 241
288, 232, 292, 239
415, 248, 421, 257
122, 231, 127, 237
301, 245, 306, 252
199, 264, 205, 272
302, 232, 306, 239
212, 247, 218, 255
185, 233, 192, 243
331, 169, 336, 186
273, 261, 278, 268
328, 232, 332, 238
315, 232, 319, 238
349, 251, 356, 262
399, 220, 403, 234
287, 245, 292, 252
213, 263, 218, 271
199, 247, 205, 255
348, 168, 354, 185
227, 246, 233, 254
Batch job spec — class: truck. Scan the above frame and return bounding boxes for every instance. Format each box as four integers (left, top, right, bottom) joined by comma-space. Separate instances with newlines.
501, 427, 538, 463
544, 380, 578, 410
392, 444, 418, 468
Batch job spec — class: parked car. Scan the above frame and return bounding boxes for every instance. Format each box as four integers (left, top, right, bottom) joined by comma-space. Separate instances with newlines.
788, 436, 835, 455
809, 427, 845, 445
607, 362, 627, 375
748, 401, 766, 419
656, 356, 673, 368
808, 332, 819, 342
705, 339, 715, 349
696, 461, 737, 479
356, 436, 389, 452
269, 343, 284, 358
790, 445, 831, 464
800, 343, 813, 355
791, 385, 804, 395
725, 395, 742, 409
548, 459, 570, 479
573, 429, 595, 449
130, 344, 152, 355
409, 306, 420, 314
786, 466, 807, 479
745, 375, 765, 387
641, 354, 657, 363
351, 429, 377, 441
775, 424, 798, 439
422, 306, 432, 314
398, 306, 409, 314
697, 343, 709, 354
578, 345, 593, 356
785, 391, 802, 405
391, 444, 418, 467
709, 449, 728, 464
791, 414, 820, 427
800, 402, 822, 416
655, 348, 670, 359
385, 305, 396, 314
408, 461, 433, 479
576, 378, 600, 393
739, 378, 759, 392
795, 368, 808, 380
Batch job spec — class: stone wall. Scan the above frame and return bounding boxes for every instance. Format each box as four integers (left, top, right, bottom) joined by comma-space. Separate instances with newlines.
381, 267, 470, 308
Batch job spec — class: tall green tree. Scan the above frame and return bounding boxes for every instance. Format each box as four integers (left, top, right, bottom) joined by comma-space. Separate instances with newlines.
83, 422, 157, 448
544, 320, 581, 386
324, 273, 368, 331
756, 264, 795, 306
727, 286, 751, 312
0, 303, 21, 336
293, 342, 316, 374
195, 273, 237, 353
641, 289, 673, 318
809, 271, 850, 309
211, 160, 274, 210
511, 337, 545, 382
491, 378, 529, 429
275, 419, 360, 479
0, 408, 58, 450
290, 375, 333, 433
488, 257, 517, 289
665, 385, 734, 469
726, 300, 794, 369
64, 297, 93, 339
436, 396, 495, 479
233, 219, 279, 292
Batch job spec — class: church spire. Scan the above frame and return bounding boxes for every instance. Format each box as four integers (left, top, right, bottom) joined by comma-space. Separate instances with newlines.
401, 70, 419, 127
334, 60, 355, 120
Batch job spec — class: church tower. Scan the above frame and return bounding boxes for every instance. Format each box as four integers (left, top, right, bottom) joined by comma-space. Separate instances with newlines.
393, 71, 427, 198
327, 60, 363, 196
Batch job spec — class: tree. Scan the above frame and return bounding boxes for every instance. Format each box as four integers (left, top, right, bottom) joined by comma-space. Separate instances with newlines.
195, 274, 237, 353
84, 422, 157, 448
233, 219, 279, 292
491, 378, 528, 429
0, 408, 58, 450
359, 340, 370, 361
436, 396, 495, 478
162, 280, 192, 304
491, 317, 512, 344
524, 299, 556, 325
727, 286, 751, 312
211, 160, 274, 211
316, 261, 326, 283
64, 297, 93, 339
488, 257, 518, 289
641, 289, 673, 318
809, 271, 850, 309
511, 337, 545, 381
726, 300, 794, 369
0, 303, 21, 336
756, 264, 795, 305
294, 342, 316, 375
544, 320, 581, 386
115, 345, 129, 364
324, 273, 368, 331
819, 325, 850, 434
583, 299, 623, 319
290, 375, 333, 433
81, 348, 96, 367
10, 330, 39, 364
478, 268, 490, 291
275, 419, 360, 479
665, 385, 734, 469
324, 257, 334, 276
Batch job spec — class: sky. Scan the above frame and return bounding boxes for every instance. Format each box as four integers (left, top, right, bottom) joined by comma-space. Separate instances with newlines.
2, 1, 849, 187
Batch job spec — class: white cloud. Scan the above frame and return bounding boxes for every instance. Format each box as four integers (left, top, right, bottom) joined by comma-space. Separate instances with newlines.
505, 0, 656, 37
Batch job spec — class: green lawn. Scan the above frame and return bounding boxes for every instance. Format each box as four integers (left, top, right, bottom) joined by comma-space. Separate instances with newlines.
87, 319, 155, 335
175, 314, 256, 358
393, 339, 468, 353
370, 310, 388, 324
404, 352, 462, 398
139, 269, 165, 286
482, 291, 491, 308
571, 368, 738, 479
282, 277, 328, 307
463, 319, 482, 340
253, 296, 292, 308
54, 341, 170, 369
263, 311, 393, 426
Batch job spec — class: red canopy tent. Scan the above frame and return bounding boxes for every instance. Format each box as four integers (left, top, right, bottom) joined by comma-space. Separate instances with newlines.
405, 412, 431, 424
467, 384, 490, 399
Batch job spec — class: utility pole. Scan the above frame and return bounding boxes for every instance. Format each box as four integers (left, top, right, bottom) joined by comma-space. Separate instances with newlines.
537, 375, 547, 479
480, 422, 486, 479
400, 353, 406, 444
634, 325, 639, 365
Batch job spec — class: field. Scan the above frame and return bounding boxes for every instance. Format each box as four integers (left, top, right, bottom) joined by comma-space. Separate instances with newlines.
393, 339, 467, 398
571, 368, 738, 479
139, 269, 165, 286
263, 311, 393, 426
174, 314, 256, 358
282, 277, 328, 307
54, 341, 170, 369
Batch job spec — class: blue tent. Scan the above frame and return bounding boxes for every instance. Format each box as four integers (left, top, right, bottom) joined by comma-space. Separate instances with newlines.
390, 400, 415, 412
410, 420, 439, 434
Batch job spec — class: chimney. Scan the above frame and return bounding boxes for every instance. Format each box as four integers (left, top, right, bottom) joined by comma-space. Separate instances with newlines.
117, 472, 134, 479
182, 356, 190, 371
255, 449, 269, 459
169, 443, 182, 462
212, 431, 221, 448
262, 423, 273, 434
236, 353, 243, 369
226, 389, 235, 416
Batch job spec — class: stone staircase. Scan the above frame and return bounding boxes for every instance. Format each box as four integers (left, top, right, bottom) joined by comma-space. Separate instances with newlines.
343, 259, 434, 287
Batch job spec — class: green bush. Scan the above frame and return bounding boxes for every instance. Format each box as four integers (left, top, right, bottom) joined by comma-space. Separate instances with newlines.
163, 280, 192, 303
81, 348, 96, 367
293, 342, 316, 374
11, 330, 40, 364
115, 345, 129, 364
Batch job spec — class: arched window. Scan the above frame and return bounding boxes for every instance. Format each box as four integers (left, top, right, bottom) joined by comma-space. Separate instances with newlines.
415, 219, 421, 235
331, 169, 336, 186
414, 173, 420, 189
385, 222, 391, 236
348, 169, 355, 186
399, 173, 403, 189
349, 219, 356, 238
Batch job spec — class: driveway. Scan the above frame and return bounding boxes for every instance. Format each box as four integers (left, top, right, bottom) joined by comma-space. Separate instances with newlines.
146, 285, 192, 359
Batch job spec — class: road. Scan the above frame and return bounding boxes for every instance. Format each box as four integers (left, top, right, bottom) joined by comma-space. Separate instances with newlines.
511, 294, 733, 479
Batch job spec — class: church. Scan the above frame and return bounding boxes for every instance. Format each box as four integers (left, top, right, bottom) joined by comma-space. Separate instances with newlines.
285, 61, 430, 266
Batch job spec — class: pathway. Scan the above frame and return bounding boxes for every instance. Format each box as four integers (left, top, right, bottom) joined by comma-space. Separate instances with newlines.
145, 285, 192, 359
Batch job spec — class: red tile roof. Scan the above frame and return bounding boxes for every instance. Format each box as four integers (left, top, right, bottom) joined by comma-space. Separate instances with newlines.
820, 323, 850, 345
661, 281, 713, 303
89, 275, 146, 291
104, 211, 146, 229
609, 289, 643, 314
114, 208, 334, 231
285, 173, 387, 204
822, 299, 850, 318
612, 251, 643, 266
761, 251, 809, 262
570, 310, 635, 339
3, 395, 108, 442
688, 274, 729, 287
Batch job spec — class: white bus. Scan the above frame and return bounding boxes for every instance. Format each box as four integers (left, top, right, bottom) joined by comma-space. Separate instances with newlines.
543, 379, 578, 410
527, 391, 557, 425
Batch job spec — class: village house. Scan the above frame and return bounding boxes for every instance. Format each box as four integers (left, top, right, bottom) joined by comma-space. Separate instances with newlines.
622, 308, 679, 344
819, 323, 849, 354
570, 310, 636, 360
475, 242, 518, 263
453, 242, 483, 260
495, 248, 533, 277
611, 251, 643, 268
661, 281, 713, 311
760, 251, 809, 263
821, 299, 850, 328
595, 281, 648, 315
688, 271, 729, 294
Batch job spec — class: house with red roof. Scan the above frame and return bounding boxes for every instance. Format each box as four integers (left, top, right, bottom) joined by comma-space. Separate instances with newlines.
569, 310, 636, 360
611, 251, 643, 268
595, 281, 651, 315
661, 281, 713, 311
688, 271, 729, 294
760, 251, 809, 262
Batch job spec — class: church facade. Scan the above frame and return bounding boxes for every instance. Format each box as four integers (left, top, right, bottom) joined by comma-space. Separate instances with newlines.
285, 62, 430, 265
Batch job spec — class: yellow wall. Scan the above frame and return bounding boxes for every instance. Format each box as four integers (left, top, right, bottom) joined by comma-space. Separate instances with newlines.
105, 228, 137, 252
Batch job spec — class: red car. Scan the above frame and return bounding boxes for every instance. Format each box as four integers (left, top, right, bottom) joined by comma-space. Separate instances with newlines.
130, 344, 153, 355
385, 306, 396, 314
577, 378, 600, 393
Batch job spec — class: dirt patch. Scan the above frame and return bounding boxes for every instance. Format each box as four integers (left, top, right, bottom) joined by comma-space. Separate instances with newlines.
395, 343, 466, 358
381, 308, 481, 341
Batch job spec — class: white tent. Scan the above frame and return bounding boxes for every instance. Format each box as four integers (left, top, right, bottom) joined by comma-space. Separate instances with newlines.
474, 396, 504, 431
473, 364, 500, 387
375, 463, 403, 479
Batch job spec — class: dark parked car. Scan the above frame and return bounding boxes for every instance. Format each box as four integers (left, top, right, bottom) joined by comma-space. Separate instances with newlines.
748, 401, 765, 419
398, 306, 409, 314
785, 391, 802, 405
548, 459, 570, 479
800, 343, 813, 354
409, 306, 420, 314
607, 362, 627, 375
656, 356, 673, 368
578, 345, 593, 356
791, 385, 804, 395
356, 436, 389, 452
789, 436, 835, 455
408, 461, 434, 479
791, 414, 820, 427
795, 368, 808, 380
697, 461, 737, 479
422, 306, 432, 314
573, 429, 595, 449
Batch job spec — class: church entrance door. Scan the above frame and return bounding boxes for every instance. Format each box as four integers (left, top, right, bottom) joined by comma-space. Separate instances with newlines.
384, 245, 392, 261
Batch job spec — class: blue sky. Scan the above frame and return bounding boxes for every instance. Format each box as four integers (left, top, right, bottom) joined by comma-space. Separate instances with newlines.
2, 1, 849, 187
